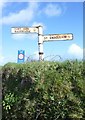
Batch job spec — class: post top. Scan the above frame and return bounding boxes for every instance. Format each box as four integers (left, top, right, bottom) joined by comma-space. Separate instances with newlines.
35, 25, 43, 28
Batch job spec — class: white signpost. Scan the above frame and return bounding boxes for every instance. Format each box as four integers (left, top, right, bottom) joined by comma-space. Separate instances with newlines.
11, 26, 73, 61
43, 33, 73, 42
11, 27, 38, 34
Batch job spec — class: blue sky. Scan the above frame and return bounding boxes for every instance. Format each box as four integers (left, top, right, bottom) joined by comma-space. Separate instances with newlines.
0, 1, 83, 65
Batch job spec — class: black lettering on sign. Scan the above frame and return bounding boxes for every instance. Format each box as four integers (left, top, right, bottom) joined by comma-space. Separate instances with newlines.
16, 28, 19, 30
64, 36, 67, 38
61, 36, 63, 38
24, 27, 29, 32
56, 36, 58, 39
33, 29, 35, 32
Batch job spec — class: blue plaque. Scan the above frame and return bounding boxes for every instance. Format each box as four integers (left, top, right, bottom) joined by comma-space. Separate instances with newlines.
17, 50, 25, 63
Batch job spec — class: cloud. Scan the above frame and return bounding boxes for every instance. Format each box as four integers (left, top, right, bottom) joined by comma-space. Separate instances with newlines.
0, 1, 3, 8
43, 3, 62, 17
0, 0, 4, 16
68, 44, 83, 59
32, 22, 46, 30
12, 34, 28, 40
0, 45, 17, 65
0, 56, 17, 65
12, 33, 37, 40
0, 0, 10, 9
0, 2, 38, 25
0, 0, 5, 8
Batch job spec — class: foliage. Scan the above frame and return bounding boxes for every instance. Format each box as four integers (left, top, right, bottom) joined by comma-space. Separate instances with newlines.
2, 60, 85, 120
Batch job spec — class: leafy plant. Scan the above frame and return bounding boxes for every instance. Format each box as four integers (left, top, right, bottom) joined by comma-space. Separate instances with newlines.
2, 60, 85, 120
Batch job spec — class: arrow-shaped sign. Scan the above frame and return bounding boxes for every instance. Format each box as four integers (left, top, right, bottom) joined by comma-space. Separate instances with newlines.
43, 33, 73, 42
11, 27, 38, 34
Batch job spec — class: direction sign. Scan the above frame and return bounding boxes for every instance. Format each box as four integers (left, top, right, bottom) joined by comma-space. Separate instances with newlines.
11, 25, 73, 61
43, 33, 73, 42
11, 27, 38, 34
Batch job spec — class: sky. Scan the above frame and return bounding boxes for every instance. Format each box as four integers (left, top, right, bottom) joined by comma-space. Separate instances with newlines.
0, 0, 83, 65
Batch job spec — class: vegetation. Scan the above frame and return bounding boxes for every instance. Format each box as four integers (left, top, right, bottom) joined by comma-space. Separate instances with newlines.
2, 60, 85, 120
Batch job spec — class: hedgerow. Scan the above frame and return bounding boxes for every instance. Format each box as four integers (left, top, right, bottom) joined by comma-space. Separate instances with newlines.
2, 60, 85, 120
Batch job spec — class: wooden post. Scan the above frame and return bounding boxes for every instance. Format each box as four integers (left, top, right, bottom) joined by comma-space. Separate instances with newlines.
38, 26, 44, 61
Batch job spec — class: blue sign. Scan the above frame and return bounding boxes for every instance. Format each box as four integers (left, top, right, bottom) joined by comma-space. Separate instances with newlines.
17, 50, 25, 63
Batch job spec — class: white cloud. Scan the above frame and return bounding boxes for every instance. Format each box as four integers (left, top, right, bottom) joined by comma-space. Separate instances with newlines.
68, 44, 83, 59
0, 56, 17, 65
32, 22, 46, 30
0, 0, 10, 9
12, 33, 37, 40
43, 3, 62, 17
0, 0, 5, 8
12, 34, 28, 40
0, 2, 38, 25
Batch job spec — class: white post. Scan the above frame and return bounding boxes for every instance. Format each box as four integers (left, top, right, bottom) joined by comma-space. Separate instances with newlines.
38, 26, 44, 61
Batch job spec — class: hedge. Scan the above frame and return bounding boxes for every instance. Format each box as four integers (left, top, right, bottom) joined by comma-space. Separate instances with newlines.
2, 60, 85, 120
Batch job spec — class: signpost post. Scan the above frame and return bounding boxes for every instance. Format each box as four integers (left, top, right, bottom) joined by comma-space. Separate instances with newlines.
11, 26, 73, 61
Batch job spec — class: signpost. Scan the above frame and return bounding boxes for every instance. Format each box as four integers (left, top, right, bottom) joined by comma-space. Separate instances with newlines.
11, 26, 73, 61
43, 33, 73, 42
11, 27, 38, 34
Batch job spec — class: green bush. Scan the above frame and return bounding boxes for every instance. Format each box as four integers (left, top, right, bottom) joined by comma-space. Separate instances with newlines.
2, 60, 85, 120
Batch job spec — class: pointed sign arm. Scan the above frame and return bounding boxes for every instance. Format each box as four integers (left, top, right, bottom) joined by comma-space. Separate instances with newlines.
11, 27, 39, 34
43, 33, 73, 42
